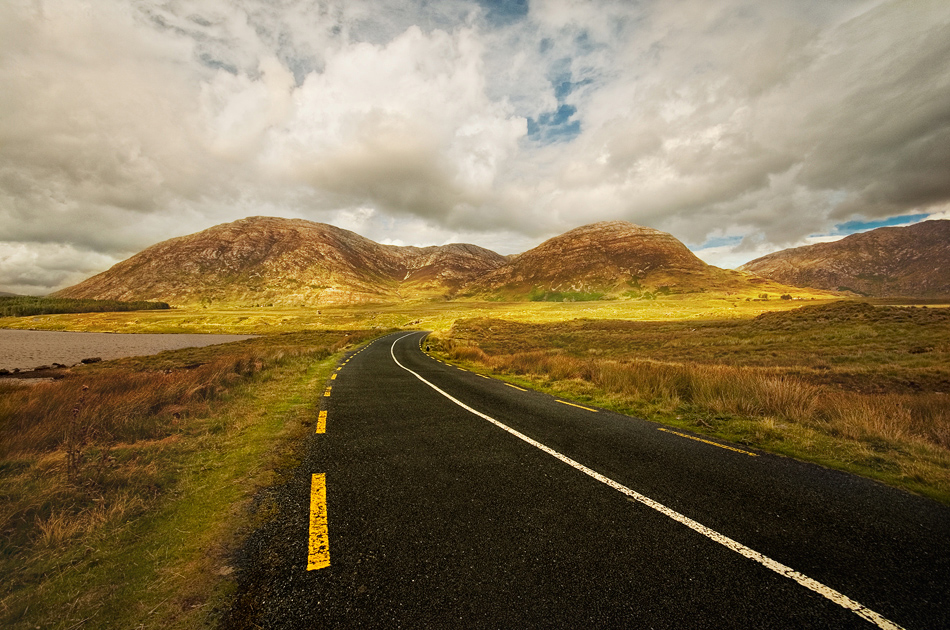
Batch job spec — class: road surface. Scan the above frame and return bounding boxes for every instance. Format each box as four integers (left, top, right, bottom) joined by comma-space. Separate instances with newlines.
220, 331, 950, 629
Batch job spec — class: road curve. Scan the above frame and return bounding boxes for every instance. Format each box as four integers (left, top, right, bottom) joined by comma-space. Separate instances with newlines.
220, 331, 950, 629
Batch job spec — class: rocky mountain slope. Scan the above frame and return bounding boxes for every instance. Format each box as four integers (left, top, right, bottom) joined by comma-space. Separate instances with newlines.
55, 217, 507, 306
56, 217, 823, 306
739, 220, 950, 298
460, 221, 775, 300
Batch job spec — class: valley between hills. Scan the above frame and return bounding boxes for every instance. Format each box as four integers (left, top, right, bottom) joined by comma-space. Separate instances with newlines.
1, 217, 948, 629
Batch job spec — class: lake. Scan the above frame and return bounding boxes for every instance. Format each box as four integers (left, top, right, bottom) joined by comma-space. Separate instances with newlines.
0, 329, 256, 371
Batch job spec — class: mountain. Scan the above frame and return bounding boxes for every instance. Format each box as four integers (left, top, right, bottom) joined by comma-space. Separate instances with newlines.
54, 217, 507, 306
55, 217, 819, 306
739, 220, 950, 298
459, 221, 777, 300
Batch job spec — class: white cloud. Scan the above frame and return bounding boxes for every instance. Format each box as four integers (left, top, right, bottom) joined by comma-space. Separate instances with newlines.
1, 0, 949, 293
0, 241, 119, 296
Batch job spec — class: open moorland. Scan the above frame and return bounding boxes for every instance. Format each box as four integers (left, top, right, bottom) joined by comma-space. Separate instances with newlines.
1, 296, 949, 628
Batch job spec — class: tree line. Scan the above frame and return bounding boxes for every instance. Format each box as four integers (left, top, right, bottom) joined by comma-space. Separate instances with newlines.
0, 296, 170, 317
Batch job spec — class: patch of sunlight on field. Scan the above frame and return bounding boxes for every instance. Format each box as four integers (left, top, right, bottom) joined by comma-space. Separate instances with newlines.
0, 294, 839, 334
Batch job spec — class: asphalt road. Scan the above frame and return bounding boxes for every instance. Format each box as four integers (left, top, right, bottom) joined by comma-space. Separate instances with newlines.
220, 331, 950, 629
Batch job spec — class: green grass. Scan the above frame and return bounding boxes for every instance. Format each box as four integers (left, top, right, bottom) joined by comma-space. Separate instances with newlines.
0, 294, 838, 335
0, 331, 379, 629
528, 289, 606, 302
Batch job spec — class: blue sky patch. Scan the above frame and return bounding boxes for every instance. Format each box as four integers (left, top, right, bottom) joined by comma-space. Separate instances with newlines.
555, 78, 592, 100
476, 0, 529, 26
527, 104, 580, 143
832, 213, 930, 235
526, 61, 588, 144
690, 235, 743, 251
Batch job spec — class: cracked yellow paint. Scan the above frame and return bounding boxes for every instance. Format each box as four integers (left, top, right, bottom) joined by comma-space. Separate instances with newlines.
316, 410, 327, 434
307, 474, 330, 570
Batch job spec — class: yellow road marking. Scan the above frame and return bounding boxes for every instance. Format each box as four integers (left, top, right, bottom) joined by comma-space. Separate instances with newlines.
556, 400, 597, 412
324, 387, 332, 397
477, 374, 490, 379
307, 473, 331, 570
336, 367, 342, 371
658, 428, 759, 457
330, 373, 337, 380
316, 410, 327, 434
505, 383, 527, 391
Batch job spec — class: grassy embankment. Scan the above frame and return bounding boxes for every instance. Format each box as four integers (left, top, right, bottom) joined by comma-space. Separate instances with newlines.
429, 301, 950, 504
0, 330, 378, 629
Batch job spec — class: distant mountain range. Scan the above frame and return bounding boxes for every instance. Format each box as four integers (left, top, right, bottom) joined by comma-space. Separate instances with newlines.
740, 220, 950, 298
54, 216, 947, 306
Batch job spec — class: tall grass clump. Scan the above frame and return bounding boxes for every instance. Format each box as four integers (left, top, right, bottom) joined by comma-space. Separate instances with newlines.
821, 392, 950, 449
451, 346, 950, 456
0, 350, 295, 460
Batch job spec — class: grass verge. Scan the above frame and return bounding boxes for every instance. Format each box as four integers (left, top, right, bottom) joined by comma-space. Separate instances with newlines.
0, 330, 377, 629
429, 302, 950, 504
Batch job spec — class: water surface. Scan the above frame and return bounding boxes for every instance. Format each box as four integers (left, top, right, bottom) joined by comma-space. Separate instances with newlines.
0, 329, 256, 371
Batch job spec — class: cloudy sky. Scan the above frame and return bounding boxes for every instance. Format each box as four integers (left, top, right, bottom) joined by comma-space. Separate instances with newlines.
2, 0, 949, 294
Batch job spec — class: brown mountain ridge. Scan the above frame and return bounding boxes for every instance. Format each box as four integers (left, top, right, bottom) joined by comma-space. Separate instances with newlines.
740, 220, 950, 298
56, 216, 818, 306
55, 217, 508, 306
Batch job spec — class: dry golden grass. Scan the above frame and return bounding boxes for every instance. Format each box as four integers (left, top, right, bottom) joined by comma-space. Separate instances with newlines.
1, 356, 267, 458
0, 293, 836, 335
0, 329, 378, 629
451, 349, 950, 452
433, 302, 950, 502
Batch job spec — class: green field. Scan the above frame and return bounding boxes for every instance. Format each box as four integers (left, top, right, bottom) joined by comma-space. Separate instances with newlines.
0, 292, 834, 334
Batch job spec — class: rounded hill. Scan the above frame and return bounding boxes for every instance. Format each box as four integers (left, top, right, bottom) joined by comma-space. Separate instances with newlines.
461, 221, 720, 300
